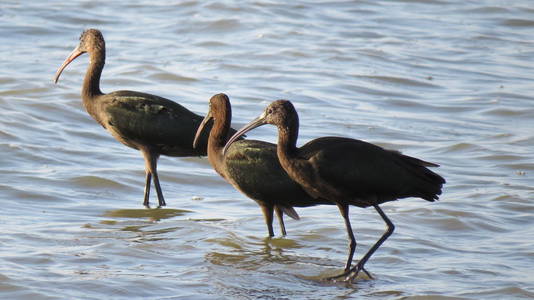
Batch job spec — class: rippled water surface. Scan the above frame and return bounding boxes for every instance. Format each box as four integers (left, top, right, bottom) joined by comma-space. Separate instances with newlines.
1, 0, 534, 299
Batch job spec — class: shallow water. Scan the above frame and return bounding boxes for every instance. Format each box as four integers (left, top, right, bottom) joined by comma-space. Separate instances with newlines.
1, 0, 534, 299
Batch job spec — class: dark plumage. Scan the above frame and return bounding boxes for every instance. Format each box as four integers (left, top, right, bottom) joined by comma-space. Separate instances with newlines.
54, 29, 235, 207
224, 100, 445, 281
193, 94, 332, 237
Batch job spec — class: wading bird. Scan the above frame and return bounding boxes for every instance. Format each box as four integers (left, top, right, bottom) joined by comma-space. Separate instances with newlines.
194, 93, 332, 236
224, 100, 445, 281
54, 29, 236, 207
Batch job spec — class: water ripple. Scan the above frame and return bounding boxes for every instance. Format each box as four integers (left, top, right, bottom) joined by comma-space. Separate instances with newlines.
1, 0, 534, 299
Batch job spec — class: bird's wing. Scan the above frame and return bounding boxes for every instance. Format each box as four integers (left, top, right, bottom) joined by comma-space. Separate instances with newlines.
101, 91, 207, 155
224, 140, 327, 207
224, 140, 302, 197
302, 137, 421, 202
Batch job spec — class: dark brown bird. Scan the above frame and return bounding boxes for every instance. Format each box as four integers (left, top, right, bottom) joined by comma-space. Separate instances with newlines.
53, 29, 235, 207
193, 93, 332, 237
224, 100, 445, 281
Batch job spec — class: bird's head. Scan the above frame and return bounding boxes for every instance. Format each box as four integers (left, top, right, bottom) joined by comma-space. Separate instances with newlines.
193, 93, 230, 149
223, 99, 297, 154
53, 28, 105, 84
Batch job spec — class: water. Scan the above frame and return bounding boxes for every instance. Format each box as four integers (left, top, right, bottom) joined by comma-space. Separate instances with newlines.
1, 0, 533, 299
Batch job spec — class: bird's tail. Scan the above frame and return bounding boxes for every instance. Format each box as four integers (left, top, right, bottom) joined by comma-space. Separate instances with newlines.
401, 154, 446, 202
280, 206, 300, 220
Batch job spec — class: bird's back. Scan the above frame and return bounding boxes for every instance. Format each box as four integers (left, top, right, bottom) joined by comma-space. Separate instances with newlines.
94, 90, 220, 156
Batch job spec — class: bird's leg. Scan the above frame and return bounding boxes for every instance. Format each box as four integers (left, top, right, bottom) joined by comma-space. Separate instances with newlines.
260, 204, 275, 237
339, 203, 356, 271
142, 149, 166, 208
274, 206, 287, 236
325, 203, 371, 282
152, 168, 166, 207
143, 172, 152, 208
347, 205, 394, 281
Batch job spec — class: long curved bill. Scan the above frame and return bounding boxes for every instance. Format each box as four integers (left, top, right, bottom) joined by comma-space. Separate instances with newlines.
53, 46, 83, 84
223, 112, 267, 155
193, 111, 212, 149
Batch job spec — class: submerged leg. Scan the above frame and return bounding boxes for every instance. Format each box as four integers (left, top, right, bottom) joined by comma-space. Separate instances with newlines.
274, 206, 287, 236
260, 204, 275, 237
348, 205, 394, 281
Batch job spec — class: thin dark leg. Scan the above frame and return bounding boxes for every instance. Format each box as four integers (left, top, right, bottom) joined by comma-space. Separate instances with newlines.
348, 205, 394, 281
152, 168, 166, 207
325, 203, 371, 281
274, 206, 287, 236
260, 204, 275, 237
143, 172, 151, 207
142, 149, 165, 207
338, 203, 356, 271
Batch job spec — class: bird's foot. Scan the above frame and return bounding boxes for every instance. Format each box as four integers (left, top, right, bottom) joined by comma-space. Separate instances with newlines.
323, 263, 373, 283
323, 271, 350, 283
345, 262, 373, 282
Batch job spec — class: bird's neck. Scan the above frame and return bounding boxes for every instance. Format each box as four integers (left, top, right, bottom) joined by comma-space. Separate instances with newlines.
276, 121, 319, 198
208, 110, 232, 177
208, 136, 226, 178
209, 146, 227, 179
276, 124, 299, 161
82, 51, 105, 105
